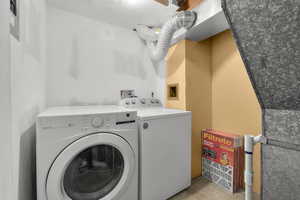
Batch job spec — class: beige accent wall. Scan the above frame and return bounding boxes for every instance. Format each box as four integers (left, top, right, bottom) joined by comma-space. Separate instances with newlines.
166, 30, 262, 194
166, 39, 212, 178
154, 0, 169, 6
186, 40, 212, 178
211, 30, 262, 193
166, 40, 187, 110
179, 0, 204, 10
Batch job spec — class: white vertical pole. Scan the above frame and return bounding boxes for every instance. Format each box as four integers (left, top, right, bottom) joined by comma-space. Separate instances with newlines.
244, 135, 254, 200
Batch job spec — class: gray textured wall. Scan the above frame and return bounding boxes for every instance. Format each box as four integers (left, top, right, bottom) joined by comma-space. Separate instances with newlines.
222, 0, 300, 199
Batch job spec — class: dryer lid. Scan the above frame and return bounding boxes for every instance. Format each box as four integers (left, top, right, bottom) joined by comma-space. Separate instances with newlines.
136, 108, 191, 120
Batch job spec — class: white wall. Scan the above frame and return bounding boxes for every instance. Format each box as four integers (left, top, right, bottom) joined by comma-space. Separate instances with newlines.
0, 0, 12, 199
6, 2, 166, 200
10, 0, 47, 199
5, 1, 167, 200
46, 6, 165, 107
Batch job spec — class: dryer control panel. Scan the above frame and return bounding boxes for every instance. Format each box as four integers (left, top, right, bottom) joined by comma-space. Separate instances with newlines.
120, 98, 162, 108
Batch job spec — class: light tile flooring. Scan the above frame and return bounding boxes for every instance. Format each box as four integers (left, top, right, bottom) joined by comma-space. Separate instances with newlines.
169, 178, 260, 200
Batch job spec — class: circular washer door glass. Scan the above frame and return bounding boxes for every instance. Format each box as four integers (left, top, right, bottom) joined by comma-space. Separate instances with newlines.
63, 145, 124, 200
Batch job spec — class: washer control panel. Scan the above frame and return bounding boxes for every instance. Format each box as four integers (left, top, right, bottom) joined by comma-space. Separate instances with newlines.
120, 97, 162, 108
38, 111, 137, 131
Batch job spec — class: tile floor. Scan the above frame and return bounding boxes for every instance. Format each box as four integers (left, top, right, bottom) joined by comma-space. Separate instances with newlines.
169, 178, 260, 200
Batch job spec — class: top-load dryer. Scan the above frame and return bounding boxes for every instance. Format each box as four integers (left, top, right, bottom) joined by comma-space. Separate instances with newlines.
36, 106, 138, 200
120, 98, 192, 200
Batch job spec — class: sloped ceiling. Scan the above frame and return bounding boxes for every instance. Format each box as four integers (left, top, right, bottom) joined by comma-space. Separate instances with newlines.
222, 0, 300, 110
223, 2, 300, 200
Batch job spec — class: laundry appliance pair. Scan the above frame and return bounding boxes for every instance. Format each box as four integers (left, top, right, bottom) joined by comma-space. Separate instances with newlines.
36, 100, 191, 200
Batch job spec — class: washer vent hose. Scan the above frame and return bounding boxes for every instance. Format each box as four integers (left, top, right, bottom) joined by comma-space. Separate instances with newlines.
135, 11, 197, 62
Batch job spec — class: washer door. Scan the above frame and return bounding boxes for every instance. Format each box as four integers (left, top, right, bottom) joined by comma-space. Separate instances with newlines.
46, 133, 135, 200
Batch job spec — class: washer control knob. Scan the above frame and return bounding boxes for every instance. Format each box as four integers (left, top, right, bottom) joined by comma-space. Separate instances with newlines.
143, 122, 149, 129
140, 99, 146, 104
91, 117, 104, 128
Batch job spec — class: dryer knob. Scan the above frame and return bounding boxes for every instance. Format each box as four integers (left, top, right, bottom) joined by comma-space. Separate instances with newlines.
140, 99, 146, 104
143, 122, 149, 129
91, 117, 104, 128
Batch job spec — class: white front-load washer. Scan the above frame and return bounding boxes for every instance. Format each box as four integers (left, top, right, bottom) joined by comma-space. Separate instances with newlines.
120, 98, 192, 200
36, 106, 138, 200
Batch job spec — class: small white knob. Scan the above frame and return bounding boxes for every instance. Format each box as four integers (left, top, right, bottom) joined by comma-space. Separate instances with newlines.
140, 99, 146, 104
92, 117, 104, 128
